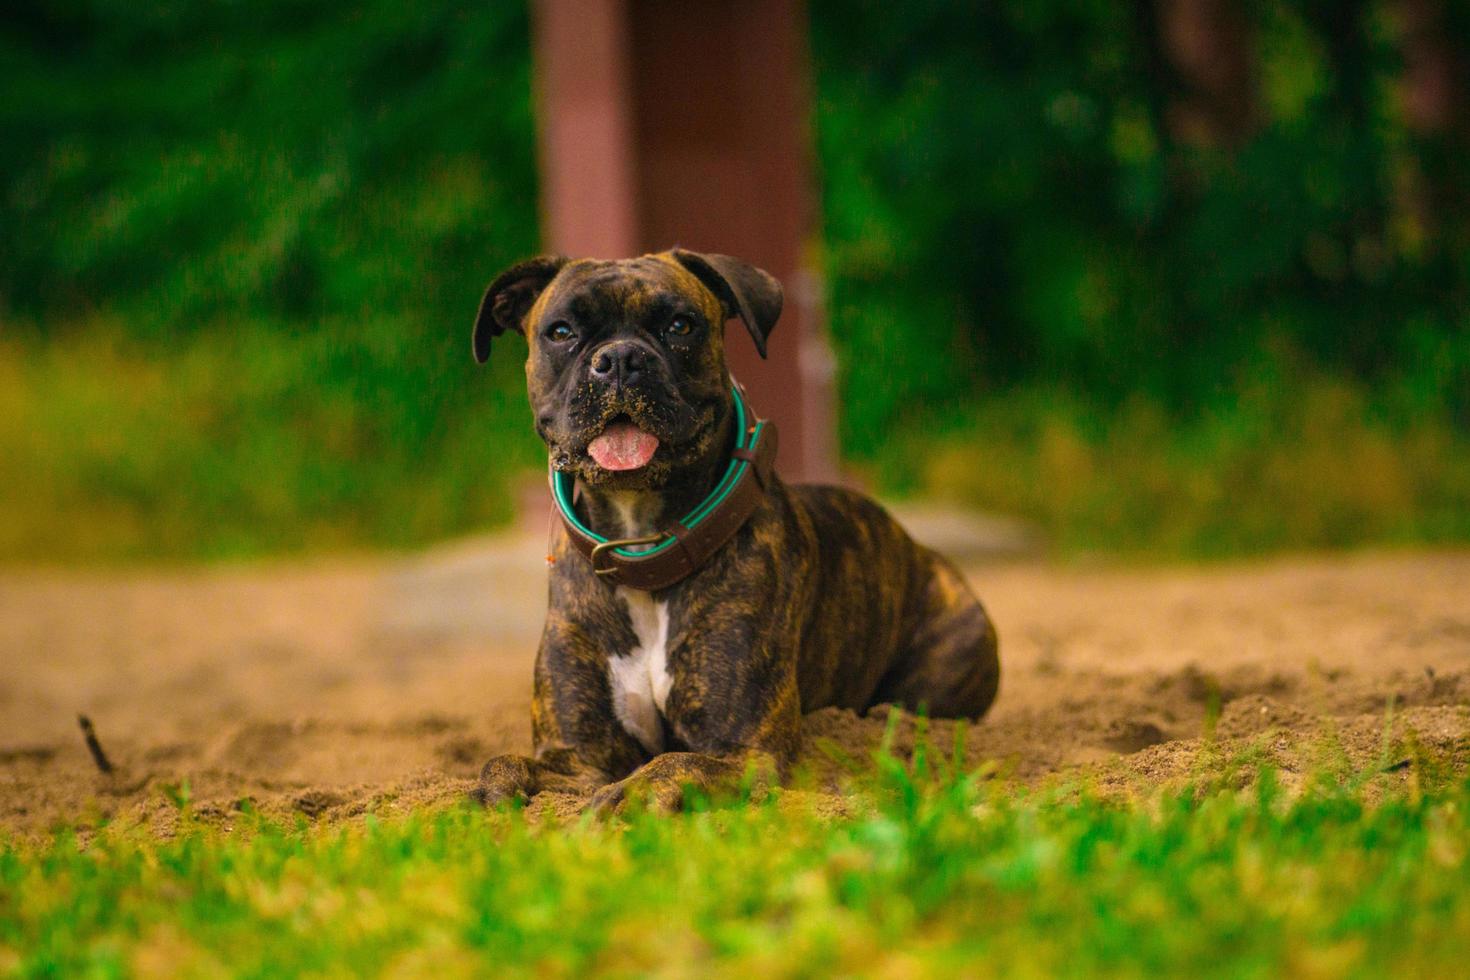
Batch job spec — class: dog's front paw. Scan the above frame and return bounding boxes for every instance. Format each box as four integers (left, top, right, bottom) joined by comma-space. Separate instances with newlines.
586, 773, 688, 816
585, 752, 722, 815
472, 754, 539, 808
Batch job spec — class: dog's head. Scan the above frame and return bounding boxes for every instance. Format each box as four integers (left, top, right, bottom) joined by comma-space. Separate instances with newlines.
473, 250, 782, 489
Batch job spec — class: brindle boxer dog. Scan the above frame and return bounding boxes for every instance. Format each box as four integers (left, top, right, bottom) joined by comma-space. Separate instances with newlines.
472, 249, 999, 813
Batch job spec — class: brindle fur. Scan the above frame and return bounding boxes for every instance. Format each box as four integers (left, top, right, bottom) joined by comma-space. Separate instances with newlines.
473, 250, 999, 813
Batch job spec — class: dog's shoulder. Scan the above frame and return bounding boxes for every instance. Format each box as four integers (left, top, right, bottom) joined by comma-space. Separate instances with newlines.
775, 482, 923, 570
783, 482, 908, 534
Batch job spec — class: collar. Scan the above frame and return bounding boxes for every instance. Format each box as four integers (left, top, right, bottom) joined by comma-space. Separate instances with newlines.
550, 383, 778, 592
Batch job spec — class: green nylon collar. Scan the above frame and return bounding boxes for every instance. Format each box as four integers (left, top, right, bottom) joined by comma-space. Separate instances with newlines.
550, 383, 763, 559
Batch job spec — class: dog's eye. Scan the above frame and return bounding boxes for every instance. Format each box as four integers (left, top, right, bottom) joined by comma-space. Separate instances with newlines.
666, 316, 694, 338
545, 321, 576, 343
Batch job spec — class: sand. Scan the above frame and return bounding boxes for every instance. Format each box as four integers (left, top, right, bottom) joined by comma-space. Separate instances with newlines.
2, 534, 1467, 836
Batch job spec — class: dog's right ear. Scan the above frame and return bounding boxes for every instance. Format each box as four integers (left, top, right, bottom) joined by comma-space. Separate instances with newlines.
473, 255, 569, 363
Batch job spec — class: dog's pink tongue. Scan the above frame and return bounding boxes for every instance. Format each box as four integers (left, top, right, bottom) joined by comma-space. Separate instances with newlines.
588, 422, 660, 471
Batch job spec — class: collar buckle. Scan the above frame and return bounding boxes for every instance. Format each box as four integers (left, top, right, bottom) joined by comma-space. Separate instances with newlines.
589, 532, 668, 577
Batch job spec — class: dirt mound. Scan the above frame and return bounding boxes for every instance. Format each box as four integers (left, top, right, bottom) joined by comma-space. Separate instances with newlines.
2, 544, 1467, 837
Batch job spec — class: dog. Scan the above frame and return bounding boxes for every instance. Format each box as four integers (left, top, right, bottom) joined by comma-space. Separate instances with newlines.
471, 249, 999, 812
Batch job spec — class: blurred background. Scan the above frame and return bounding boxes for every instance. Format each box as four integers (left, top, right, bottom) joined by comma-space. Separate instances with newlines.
2, 0, 1467, 564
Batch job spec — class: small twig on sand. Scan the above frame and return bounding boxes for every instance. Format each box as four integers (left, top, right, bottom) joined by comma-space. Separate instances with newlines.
77, 714, 114, 774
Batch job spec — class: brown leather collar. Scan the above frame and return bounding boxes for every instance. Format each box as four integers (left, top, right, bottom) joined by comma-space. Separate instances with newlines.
551, 398, 778, 592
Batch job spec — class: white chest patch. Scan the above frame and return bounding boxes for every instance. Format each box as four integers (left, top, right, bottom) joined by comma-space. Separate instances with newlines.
608, 587, 673, 754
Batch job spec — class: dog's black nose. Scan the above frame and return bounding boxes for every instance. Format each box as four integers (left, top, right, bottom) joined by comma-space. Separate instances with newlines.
590, 342, 646, 387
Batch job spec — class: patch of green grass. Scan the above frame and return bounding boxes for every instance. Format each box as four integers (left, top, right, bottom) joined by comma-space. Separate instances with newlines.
873, 348, 1470, 559
4, 759, 1468, 977
5, 322, 1467, 563
0, 319, 541, 563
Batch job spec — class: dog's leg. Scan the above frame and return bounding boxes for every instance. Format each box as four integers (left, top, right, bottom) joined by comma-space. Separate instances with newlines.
585, 749, 778, 815
474, 747, 612, 806
870, 553, 1000, 719
475, 621, 651, 807
585, 601, 805, 814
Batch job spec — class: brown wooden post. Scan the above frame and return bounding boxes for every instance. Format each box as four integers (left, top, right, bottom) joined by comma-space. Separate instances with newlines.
531, 0, 838, 483
1397, 0, 1461, 134
1155, 0, 1258, 148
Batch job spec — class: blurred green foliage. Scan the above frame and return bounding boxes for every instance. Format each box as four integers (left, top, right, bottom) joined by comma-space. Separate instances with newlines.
808, 0, 1469, 554
1, 1, 545, 559
3, 1, 539, 328
813, 0, 1469, 445
1, 0, 1467, 559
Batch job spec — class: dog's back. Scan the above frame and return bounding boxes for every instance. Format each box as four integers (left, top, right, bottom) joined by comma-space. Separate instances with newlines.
772, 482, 1000, 718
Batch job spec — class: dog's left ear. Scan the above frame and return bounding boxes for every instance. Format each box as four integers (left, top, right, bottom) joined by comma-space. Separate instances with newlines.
671, 249, 783, 358
473, 255, 569, 363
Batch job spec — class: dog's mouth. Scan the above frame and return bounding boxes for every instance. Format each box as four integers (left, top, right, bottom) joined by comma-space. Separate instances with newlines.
587, 414, 661, 471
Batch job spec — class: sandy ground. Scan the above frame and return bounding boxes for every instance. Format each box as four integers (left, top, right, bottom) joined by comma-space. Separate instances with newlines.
2, 531, 1468, 836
